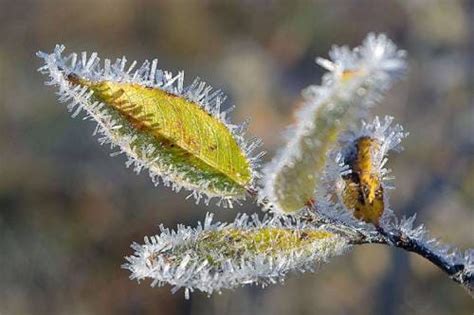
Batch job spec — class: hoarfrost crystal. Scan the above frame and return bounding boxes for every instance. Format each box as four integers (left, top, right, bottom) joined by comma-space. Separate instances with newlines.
37, 45, 262, 206
316, 116, 408, 225
36, 33, 474, 297
396, 215, 474, 278
262, 33, 406, 214
123, 213, 349, 297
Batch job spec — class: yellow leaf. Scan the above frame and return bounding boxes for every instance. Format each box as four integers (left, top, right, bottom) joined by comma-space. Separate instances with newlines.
196, 227, 334, 260
38, 46, 258, 205
262, 34, 405, 214
342, 137, 384, 225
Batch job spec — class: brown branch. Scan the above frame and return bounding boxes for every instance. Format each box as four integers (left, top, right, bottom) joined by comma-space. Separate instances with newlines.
247, 192, 473, 295
347, 225, 473, 295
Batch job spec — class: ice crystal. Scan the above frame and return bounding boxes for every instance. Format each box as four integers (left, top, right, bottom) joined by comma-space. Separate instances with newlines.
36, 34, 473, 297
395, 215, 473, 275
339, 115, 408, 185
37, 45, 263, 206
262, 33, 406, 214
315, 116, 407, 225
123, 213, 349, 298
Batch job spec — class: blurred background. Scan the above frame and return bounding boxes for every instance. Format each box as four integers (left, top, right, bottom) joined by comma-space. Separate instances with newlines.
0, 0, 473, 314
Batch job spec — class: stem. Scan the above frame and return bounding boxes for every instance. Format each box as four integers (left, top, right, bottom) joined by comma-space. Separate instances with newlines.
247, 190, 473, 295
349, 225, 473, 295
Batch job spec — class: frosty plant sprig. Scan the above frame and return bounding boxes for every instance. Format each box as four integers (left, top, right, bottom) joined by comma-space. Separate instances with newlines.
125, 213, 348, 299
37, 45, 262, 207
38, 33, 473, 297
262, 34, 406, 214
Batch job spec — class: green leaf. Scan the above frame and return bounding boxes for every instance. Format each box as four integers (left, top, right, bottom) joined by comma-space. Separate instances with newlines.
37, 46, 258, 205
262, 34, 406, 214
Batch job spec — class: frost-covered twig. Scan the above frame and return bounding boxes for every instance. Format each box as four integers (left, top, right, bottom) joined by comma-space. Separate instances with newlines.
124, 209, 473, 297
37, 32, 473, 299
332, 215, 474, 294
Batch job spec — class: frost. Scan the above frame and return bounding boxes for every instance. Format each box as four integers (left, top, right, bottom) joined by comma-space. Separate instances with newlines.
37, 45, 263, 206
123, 213, 349, 297
261, 33, 407, 214
36, 34, 473, 296
396, 215, 473, 275
317, 116, 408, 224
339, 116, 408, 183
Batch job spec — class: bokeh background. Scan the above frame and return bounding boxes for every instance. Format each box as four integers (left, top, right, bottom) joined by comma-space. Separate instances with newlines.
1, 0, 473, 314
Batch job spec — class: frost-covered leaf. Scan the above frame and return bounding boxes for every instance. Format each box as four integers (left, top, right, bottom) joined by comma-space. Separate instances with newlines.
327, 116, 408, 225
123, 213, 349, 297
37, 46, 261, 206
341, 137, 385, 225
262, 33, 406, 214
313, 116, 407, 226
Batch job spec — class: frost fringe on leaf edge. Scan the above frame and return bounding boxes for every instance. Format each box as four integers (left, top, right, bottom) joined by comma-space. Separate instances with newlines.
123, 212, 349, 298
261, 33, 406, 214
37, 46, 264, 206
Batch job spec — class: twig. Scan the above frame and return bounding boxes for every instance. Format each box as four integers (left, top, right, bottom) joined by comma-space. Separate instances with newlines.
347, 225, 473, 295
248, 190, 474, 295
